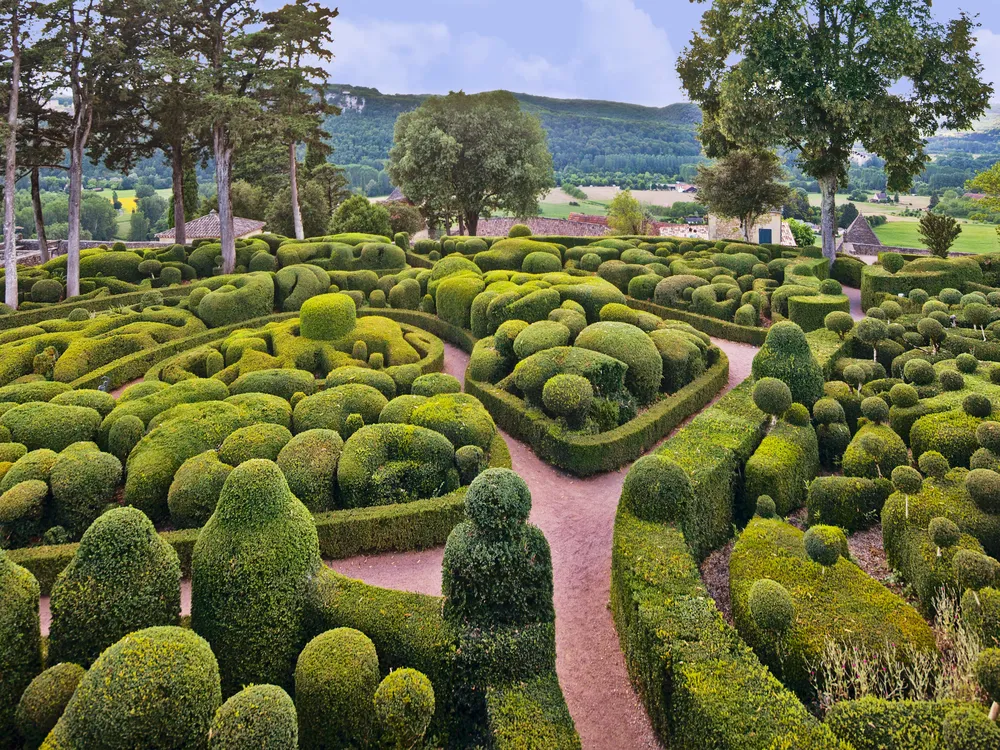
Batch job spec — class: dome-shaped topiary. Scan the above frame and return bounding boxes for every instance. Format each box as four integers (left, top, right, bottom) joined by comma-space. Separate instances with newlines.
892, 465, 923, 495
508, 224, 532, 238
941, 704, 1000, 749
889, 383, 919, 408
373, 668, 435, 750
929, 516, 961, 549
755, 495, 776, 518
1, 549, 41, 744
168, 451, 233, 529
881, 252, 905, 274
784, 403, 811, 427
843, 364, 866, 390
752, 322, 824, 406
813, 397, 846, 425
620, 454, 692, 524
48, 442, 123, 536
299, 293, 357, 341
903, 358, 936, 385
542, 373, 594, 427
15, 662, 85, 748
939, 369, 965, 392
463, 468, 531, 538
966, 469, 1000, 513
965, 393, 994, 419
819, 278, 842, 295
218, 423, 293, 466
410, 372, 462, 397
295, 628, 380, 750
825, 311, 854, 340
410, 393, 496, 451
575, 321, 663, 405
918, 450, 951, 479
753, 377, 793, 418
957, 353, 979, 374
107, 414, 145, 464
977, 422, 1000, 454
954, 549, 1000, 593
44, 626, 221, 749
971, 448, 1000, 472
748, 578, 795, 632
861, 396, 889, 424
48, 506, 181, 667
803, 525, 848, 566
976, 647, 1000, 705
276, 429, 343, 513
191, 460, 321, 695
456, 444, 486, 485
208, 684, 297, 750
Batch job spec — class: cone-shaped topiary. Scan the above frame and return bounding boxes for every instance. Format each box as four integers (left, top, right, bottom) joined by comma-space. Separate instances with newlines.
803, 525, 848, 567
1, 548, 41, 745
751, 321, 825, 406
295, 628, 380, 750
442, 468, 554, 628
48, 506, 181, 667
15, 662, 85, 749
191, 460, 321, 696
43, 626, 221, 750
373, 668, 435, 750
208, 684, 298, 750
749, 578, 795, 632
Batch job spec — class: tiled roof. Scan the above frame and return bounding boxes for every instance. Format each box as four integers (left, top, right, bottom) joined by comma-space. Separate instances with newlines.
472, 217, 609, 237
155, 210, 266, 240
838, 213, 882, 248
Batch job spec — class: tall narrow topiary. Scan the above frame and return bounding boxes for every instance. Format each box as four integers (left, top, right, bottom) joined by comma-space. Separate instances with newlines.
191, 459, 322, 696
0, 549, 41, 749
751, 321, 825, 406
48, 506, 181, 668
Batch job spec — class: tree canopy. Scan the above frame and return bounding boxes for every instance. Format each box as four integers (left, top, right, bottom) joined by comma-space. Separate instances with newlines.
387, 90, 554, 236
677, 0, 993, 262
694, 150, 791, 242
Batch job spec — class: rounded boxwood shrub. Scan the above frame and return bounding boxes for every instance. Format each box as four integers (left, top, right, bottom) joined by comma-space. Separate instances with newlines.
803, 524, 848, 566
456, 444, 486, 485
410, 393, 496, 451
954, 549, 1000, 592
378, 394, 429, 425
229, 368, 317, 402
508, 224, 532, 238
276, 429, 343, 513
0, 402, 102, 453
940, 369, 966, 391
512, 320, 572, 359
168, 451, 234, 529
295, 628, 380, 750
843, 425, 908, 480
904, 358, 936, 386
825, 311, 854, 339
218, 423, 293, 466
861, 396, 889, 424
292, 384, 388, 435
1, 549, 41, 744
493, 319, 530, 360
542, 373, 594, 427
50, 389, 116, 417
971, 448, 1000, 472
575, 321, 663, 404
326, 366, 396, 400
966, 469, 1000, 513
45, 626, 221, 750
957, 353, 979, 374
0, 479, 47, 546
191, 460, 321, 695
299, 293, 357, 341
522, 250, 561, 273
929, 516, 961, 548
442, 468, 553, 628
31, 278, 62, 303
890, 383, 919, 408
753, 377, 792, 418
749, 578, 795, 632
373, 668, 435, 750
208, 684, 297, 750
15, 661, 86, 749
734, 303, 759, 326
756, 495, 777, 518
919, 450, 951, 479
941, 704, 1000, 748
892, 465, 924, 495
752, 321, 825, 406
337, 423, 457, 507
49, 443, 123, 536
0, 449, 57, 494
620, 454, 692, 524
965, 393, 993, 419
410, 373, 462, 397
977, 422, 1000, 454
814, 397, 846, 425
784, 402, 811, 426
48, 506, 181, 667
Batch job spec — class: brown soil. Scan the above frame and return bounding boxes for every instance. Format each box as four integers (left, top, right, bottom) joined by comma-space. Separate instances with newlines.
699, 540, 735, 625
36, 336, 763, 750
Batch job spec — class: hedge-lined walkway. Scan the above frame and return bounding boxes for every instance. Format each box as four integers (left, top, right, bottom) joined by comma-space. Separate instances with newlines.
35, 336, 760, 750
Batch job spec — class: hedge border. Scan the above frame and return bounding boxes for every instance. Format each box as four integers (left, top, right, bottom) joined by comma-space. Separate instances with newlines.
626, 297, 768, 345
0, 285, 191, 330
9, 431, 511, 595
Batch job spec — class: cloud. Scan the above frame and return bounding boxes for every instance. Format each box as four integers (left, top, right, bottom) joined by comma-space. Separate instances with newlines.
329, 19, 451, 93
975, 28, 1000, 99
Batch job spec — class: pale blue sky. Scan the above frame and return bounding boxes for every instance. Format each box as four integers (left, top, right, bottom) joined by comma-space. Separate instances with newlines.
291, 0, 1000, 106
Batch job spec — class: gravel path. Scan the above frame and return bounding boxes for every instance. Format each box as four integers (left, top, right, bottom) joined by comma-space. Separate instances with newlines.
36, 336, 761, 750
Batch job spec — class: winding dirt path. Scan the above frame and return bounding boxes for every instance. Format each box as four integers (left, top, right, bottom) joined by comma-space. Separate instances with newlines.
37, 336, 760, 750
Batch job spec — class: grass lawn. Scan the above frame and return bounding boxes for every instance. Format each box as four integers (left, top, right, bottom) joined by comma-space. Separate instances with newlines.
96, 188, 173, 240
807, 193, 931, 216
873, 220, 1000, 255
537, 200, 610, 220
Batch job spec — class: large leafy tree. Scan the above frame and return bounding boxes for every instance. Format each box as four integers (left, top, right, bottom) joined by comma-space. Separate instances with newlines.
260, 0, 338, 240
0, 0, 29, 308
606, 189, 648, 235
968, 163, 1000, 243
694, 150, 791, 242
388, 91, 554, 236
677, 0, 992, 263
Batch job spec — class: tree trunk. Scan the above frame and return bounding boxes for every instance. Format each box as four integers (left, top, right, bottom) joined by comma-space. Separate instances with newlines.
171, 141, 186, 245
819, 174, 838, 265
66, 140, 84, 298
214, 124, 236, 274
3, 9, 20, 310
289, 141, 303, 240
466, 213, 479, 237
31, 169, 48, 263
458, 215, 466, 236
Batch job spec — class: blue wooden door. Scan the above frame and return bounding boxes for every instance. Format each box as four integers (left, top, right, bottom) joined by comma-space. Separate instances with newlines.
758, 228, 773, 244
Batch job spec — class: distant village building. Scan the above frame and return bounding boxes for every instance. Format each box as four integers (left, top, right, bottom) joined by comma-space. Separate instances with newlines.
837, 212, 886, 256
871, 191, 889, 203
964, 192, 987, 201
154, 210, 266, 242
708, 212, 796, 246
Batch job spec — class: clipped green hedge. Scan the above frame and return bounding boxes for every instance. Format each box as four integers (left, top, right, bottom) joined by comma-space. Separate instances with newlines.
787, 294, 850, 333
744, 420, 819, 516
626, 297, 767, 345
861, 256, 984, 310
485, 674, 580, 750
8, 432, 510, 595
0, 286, 191, 331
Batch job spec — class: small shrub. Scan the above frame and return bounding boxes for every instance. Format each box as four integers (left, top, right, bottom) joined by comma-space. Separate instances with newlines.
756, 495, 777, 518
753, 377, 793, 419
861, 396, 889, 424
373, 668, 435, 750
508, 224, 532, 238
749, 578, 795, 632
803, 524, 848, 566
929, 516, 961, 548
965, 393, 993, 419
918, 451, 951, 479
542, 374, 594, 427
15, 662, 86, 749
208, 684, 298, 750
966, 468, 1000, 513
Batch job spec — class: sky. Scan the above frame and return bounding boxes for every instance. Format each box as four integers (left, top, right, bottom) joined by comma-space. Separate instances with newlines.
289, 0, 1000, 107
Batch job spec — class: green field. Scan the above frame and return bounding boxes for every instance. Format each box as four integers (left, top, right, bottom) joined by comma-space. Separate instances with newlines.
98, 188, 173, 239
536, 200, 610, 220
873, 220, 1000, 255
